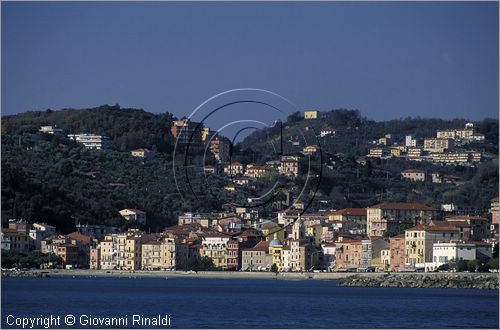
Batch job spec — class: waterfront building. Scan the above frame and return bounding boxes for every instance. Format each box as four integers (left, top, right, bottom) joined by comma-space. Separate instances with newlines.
199, 233, 234, 270
223, 162, 245, 176
209, 135, 231, 162
1, 228, 34, 252
39, 125, 63, 135
241, 240, 272, 271
431, 152, 469, 164
269, 234, 283, 270
404, 224, 459, 268
389, 234, 406, 272
29, 223, 56, 250
368, 148, 383, 158
490, 197, 499, 235
405, 135, 417, 147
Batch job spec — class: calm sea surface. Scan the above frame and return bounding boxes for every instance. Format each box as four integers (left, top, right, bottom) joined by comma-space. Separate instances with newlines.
1, 276, 498, 329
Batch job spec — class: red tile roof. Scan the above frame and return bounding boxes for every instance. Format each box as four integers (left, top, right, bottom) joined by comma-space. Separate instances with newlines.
370, 202, 436, 211
329, 208, 367, 217
244, 240, 270, 252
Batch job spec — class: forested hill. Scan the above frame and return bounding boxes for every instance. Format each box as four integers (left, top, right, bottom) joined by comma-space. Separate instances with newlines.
1, 106, 498, 233
238, 109, 499, 156
1, 104, 176, 152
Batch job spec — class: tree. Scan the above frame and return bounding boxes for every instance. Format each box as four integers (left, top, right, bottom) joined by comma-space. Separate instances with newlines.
59, 160, 73, 176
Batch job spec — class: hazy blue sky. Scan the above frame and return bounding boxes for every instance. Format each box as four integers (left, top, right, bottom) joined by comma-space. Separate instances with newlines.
2, 1, 498, 122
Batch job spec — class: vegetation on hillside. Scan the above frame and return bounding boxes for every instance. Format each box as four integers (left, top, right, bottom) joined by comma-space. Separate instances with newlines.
1, 107, 498, 233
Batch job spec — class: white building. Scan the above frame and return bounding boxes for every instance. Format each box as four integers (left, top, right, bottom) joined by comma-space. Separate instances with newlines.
67, 133, 110, 150
321, 243, 336, 271
405, 135, 417, 147
39, 125, 63, 135
425, 242, 476, 272
29, 223, 56, 250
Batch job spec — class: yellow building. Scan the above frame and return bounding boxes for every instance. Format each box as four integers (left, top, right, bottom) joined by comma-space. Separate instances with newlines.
304, 110, 319, 119
424, 138, 454, 153
200, 234, 230, 269
142, 234, 188, 270
116, 230, 145, 270
390, 148, 401, 157
268, 234, 283, 270
378, 137, 388, 146
404, 224, 459, 267
302, 145, 319, 155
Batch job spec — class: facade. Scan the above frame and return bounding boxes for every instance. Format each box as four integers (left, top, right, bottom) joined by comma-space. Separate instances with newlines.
445, 216, 491, 241
171, 119, 203, 145
366, 203, 437, 237
368, 148, 383, 158
67, 134, 109, 150
304, 110, 319, 119
280, 156, 299, 177
115, 230, 146, 270
302, 145, 319, 155
431, 152, 469, 164
177, 213, 211, 227
246, 164, 275, 178
1, 228, 34, 252
241, 240, 272, 271
90, 247, 100, 269
210, 136, 231, 162
423, 138, 454, 153
29, 223, 56, 250
401, 169, 426, 182
404, 225, 459, 268
432, 242, 476, 263
119, 208, 147, 224
389, 234, 406, 271
405, 135, 417, 147
335, 239, 363, 270
200, 234, 232, 270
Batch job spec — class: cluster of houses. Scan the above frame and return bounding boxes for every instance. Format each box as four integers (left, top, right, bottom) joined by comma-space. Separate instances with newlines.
368, 123, 486, 165
3, 198, 498, 273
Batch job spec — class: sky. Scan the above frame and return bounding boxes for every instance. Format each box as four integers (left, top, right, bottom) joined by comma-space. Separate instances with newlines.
2, 1, 499, 125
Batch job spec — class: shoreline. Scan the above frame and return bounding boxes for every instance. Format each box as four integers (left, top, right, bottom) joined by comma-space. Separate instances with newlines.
2, 269, 499, 289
